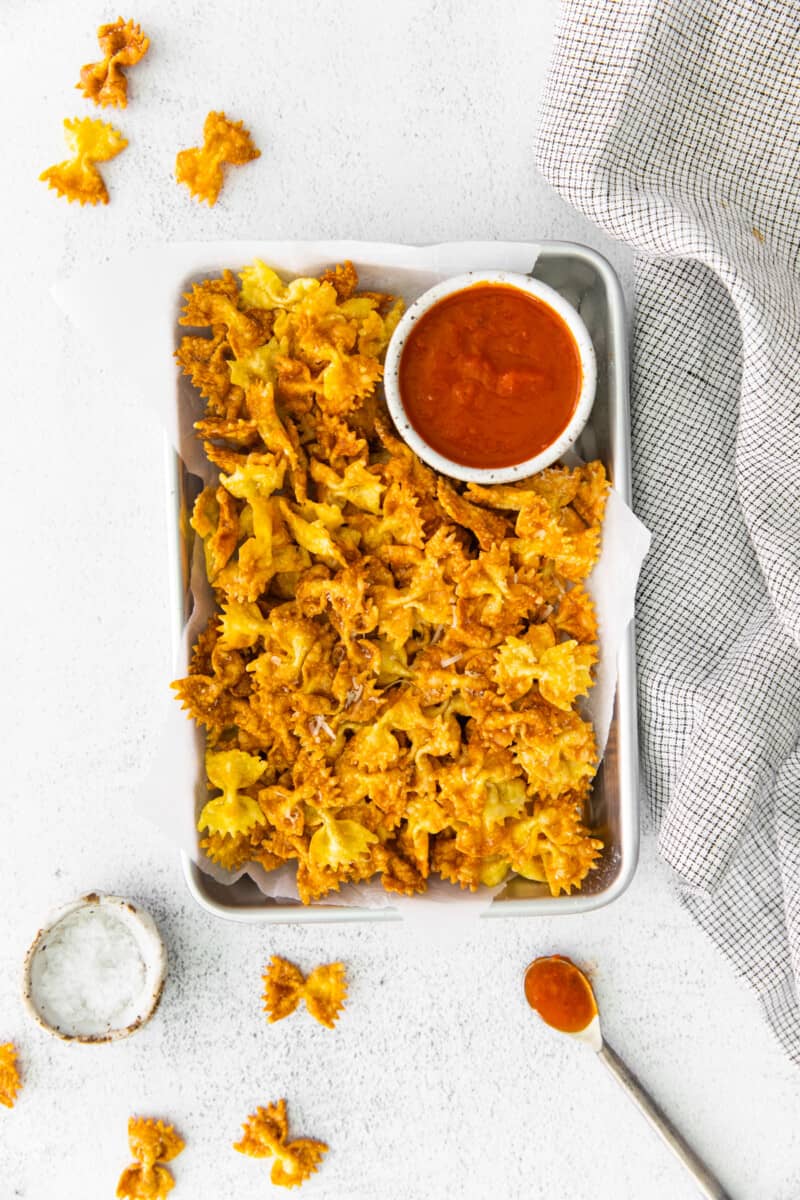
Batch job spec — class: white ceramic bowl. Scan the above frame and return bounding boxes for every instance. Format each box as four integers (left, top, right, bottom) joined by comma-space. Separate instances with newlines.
383, 270, 597, 484
22, 893, 167, 1043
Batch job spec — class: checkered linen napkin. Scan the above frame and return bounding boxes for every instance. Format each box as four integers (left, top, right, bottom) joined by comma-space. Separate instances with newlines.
537, 0, 800, 1060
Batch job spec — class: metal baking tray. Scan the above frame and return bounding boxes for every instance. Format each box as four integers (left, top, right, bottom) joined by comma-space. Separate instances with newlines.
172, 241, 639, 922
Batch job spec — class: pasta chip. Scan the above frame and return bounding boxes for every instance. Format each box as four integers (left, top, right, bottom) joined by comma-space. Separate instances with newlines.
116, 1164, 175, 1200
176, 329, 243, 416
0, 1043, 21, 1109
532, 640, 598, 711
234, 1100, 327, 1189
117, 1117, 184, 1200
263, 955, 348, 1029
40, 117, 127, 205
77, 17, 150, 109
552, 584, 597, 643
201, 829, 268, 871
500, 799, 603, 895
197, 749, 267, 836
303, 962, 348, 1028
308, 811, 378, 870
320, 260, 359, 300
494, 631, 596, 710
127, 1117, 185, 1166
176, 111, 260, 205
262, 955, 306, 1022
173, 260, 610, 900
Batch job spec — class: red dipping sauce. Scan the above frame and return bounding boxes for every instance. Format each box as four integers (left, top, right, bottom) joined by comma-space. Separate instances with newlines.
523, 955, 597, 1034
398, 283, 582, 470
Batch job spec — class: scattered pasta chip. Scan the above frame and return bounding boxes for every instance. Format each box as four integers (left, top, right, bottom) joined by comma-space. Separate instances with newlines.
0, 1043, 21, 1109
127, 1118, 185, 1166
117, 1117, 184, 1200
77, 17, 150, 108
176, 111, 260, 205
263, 956, 347, 1029
263, 955, 306, 1022
40, 117, 127, 205
304, 963, 348, 1029
173, 260, 609, 900
234, 1100, 327, 1189
116, 1163, 175, 1200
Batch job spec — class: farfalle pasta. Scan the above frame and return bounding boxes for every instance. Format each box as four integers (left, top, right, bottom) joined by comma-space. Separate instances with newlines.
173, 260, 607, 902
0, 1043, 21, 1109
175, 112, 260, 205
77, 18, 150, 108
234, 1100, 327, 1189
116, 1116, 185, 1200
263, 955, 347, 1028
39, 117, 127, 205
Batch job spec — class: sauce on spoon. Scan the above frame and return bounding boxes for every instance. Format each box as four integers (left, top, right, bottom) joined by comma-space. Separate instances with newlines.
523, 955, 597, 1033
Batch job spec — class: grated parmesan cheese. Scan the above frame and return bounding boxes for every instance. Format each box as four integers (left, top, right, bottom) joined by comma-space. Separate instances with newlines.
309, 714, 336, 741
30, 907, 146, 1038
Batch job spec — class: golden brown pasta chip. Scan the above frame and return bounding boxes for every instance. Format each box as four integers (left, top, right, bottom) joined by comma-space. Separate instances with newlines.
234, 1100, 327, 1189
117, 1117, 184, 1200
262, 955, 347, 1028
176, 111, 260, 205
40, 117, 127, 205
0, 1043, 21, 1109
127, 1118, 185, 1166
197, 749, 267, 837
77, 17, 150, 109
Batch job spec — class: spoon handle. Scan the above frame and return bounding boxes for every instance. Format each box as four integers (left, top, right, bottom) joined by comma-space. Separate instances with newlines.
597, 1041, 733, 1199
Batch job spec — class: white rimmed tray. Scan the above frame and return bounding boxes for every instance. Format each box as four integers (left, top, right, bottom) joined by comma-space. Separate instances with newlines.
167, 240, 639, 922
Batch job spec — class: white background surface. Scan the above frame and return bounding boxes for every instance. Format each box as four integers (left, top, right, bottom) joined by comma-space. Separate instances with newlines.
1, 2, 799, 1198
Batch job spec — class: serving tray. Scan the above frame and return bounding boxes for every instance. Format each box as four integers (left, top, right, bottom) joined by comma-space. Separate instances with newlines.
170, 240, 639, 922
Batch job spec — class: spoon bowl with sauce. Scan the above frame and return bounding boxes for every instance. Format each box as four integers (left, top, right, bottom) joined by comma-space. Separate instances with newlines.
523, 956, 733, 1200
383, 271, 596, 484
523, 953, 601, 1047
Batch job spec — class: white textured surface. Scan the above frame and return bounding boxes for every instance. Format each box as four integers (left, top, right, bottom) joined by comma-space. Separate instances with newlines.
1, 2, 799, 1198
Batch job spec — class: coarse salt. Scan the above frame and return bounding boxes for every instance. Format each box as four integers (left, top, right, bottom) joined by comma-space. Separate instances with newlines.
29, 907, 146, 1038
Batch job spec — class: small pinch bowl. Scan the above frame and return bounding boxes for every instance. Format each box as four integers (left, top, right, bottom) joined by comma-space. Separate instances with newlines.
22, 892, 167, 1044
383, 270, 597, 484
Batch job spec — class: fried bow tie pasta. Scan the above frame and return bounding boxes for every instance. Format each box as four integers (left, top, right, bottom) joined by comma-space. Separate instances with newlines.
116, 1117, 185, 1200
176, 111, 260, 205
0, 1043, 21, 1109
173, 259, 608, 902
40, 117, 127, 205
263, 955, 347, 1028
77, 17, 150, 108
234, 1100, 327, 1189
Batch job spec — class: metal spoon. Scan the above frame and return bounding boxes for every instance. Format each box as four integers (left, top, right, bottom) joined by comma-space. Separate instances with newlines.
523, 956, 733, 1200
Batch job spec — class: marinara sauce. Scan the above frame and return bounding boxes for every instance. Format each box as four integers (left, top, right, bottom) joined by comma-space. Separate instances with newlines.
523, 955, 597, 1033
398, 283, 582, 470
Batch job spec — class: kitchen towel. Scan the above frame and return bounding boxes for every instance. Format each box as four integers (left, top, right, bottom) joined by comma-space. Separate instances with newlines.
537, 0, 800, 1060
